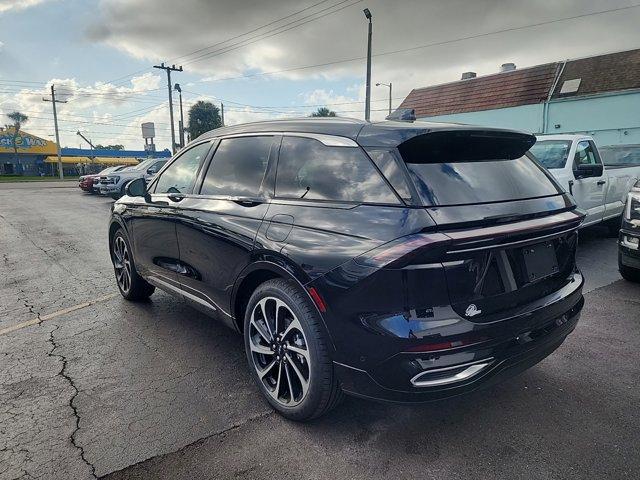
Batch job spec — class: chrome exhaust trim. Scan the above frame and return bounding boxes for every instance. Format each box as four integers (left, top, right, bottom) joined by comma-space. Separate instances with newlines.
410, 358, 493, 387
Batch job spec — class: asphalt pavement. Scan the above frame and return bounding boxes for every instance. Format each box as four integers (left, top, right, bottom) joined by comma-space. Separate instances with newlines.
0, 182, 638, 480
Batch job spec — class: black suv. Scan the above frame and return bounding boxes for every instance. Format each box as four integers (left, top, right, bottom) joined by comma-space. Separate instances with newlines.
109, 118, 585, 421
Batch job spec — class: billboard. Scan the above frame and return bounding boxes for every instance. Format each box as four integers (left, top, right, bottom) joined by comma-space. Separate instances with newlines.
0, 129, 58, 155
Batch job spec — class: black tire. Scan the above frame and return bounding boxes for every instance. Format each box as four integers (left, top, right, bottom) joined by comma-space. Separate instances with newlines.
619, 254, 640, 283
606, 216, 622, 237
111, 228, 155, 301
244, 278, 343, 421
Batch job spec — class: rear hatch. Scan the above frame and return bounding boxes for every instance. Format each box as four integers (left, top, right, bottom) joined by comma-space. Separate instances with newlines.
394, 130, 582, 322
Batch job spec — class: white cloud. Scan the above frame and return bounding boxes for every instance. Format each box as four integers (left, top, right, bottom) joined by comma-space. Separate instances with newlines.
87, 0, 640, 101
0, 0, 51, 14
0, 73, 172, 150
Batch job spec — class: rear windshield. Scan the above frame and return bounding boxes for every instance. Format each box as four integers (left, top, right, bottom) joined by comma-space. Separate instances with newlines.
398, 133, 562, 206
529, 140, 571, 169
599, 145, 640, 166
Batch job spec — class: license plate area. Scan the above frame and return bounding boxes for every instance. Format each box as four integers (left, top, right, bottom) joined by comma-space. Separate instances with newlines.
522, 241, 559, 283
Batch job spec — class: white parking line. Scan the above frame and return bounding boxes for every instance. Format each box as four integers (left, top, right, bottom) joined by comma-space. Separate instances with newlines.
0, 293, 118, 336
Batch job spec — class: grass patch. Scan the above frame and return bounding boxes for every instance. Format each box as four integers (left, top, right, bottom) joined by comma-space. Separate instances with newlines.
0, 175, 79, 183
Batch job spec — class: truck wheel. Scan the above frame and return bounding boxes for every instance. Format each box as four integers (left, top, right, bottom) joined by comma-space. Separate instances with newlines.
619, 254, 640, 283
244, 279, 343, 421
606, 216, 622, 237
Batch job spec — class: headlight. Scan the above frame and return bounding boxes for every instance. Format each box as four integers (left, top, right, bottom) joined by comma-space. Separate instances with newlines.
625, 180, 640, 222
111, 176, 120, 183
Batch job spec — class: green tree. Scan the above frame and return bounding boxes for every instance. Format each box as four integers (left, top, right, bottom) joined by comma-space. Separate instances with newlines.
310, 107, 336, 117
95, 144, 125, 150
6, 111, 28, 172
187, 101, 222, 139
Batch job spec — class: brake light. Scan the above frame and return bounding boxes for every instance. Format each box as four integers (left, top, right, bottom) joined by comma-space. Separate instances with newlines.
354, 233, 450, 269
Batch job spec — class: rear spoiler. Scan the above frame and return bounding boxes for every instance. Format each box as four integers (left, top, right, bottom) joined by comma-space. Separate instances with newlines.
357, 122, 536, 153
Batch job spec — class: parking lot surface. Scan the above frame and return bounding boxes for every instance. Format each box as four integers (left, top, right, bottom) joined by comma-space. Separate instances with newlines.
1, 182, 639, 480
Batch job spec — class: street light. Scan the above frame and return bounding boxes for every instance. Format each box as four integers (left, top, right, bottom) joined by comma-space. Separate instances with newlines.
363, 8, 372, 121
376, 82, 392, 116
174, 83, 185, 149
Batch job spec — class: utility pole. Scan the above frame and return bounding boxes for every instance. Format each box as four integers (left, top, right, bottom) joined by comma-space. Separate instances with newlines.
153, 62, 183, 154
174, 83, 185, 149
221, 103, 225, 127
76, 131, 95, 173
363, 8, 373, 121
43, 84, 66, 179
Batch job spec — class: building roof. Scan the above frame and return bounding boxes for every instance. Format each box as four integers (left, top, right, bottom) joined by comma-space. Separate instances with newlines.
400, 48, 640, 117
551, 49, 640, 98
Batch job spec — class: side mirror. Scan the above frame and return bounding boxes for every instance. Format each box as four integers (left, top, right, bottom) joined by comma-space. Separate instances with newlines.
147, 167, 158, 175
575, 163, 603, 179
125, 177, 147, 198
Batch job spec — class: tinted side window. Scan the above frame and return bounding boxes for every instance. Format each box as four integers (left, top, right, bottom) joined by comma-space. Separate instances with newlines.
574, 141, 599, 166
154, 143, 209, 194
200, 136, 272, 197
276, 137, 398, 203
366, 148, 412, 202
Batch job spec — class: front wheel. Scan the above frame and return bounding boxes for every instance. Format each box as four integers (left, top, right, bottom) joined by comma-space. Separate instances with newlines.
619, 254, 640, 283
111, 229, 155, 300
244, 279, 342, 421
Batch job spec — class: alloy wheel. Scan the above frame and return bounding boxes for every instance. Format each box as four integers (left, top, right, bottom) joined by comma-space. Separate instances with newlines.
249, 296, 311, 407
113, 236, 132, 293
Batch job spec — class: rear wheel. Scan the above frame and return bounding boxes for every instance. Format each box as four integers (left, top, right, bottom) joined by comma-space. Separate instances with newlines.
619, 254, 640, 283
244, 279, 342, 421
111, 229, 155, 300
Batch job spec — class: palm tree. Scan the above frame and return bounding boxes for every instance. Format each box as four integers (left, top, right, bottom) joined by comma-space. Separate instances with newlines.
6, 111, 28, 172
310, 107, 337, 117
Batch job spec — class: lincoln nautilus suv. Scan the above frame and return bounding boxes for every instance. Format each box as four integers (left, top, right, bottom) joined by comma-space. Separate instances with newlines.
108, 118, 585, 421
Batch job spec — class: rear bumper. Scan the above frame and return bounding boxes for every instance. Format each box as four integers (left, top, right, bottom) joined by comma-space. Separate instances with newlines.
332, 272, 584, 403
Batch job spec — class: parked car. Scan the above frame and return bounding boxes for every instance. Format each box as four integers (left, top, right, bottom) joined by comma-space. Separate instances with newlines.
97, 158, 166, 199
530, 135, 640, 234
108, 119, 585, 421
619, 179, 640, 282
78, 165, 127, 193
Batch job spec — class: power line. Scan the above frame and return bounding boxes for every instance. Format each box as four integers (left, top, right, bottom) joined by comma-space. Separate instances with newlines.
101, 0, 336, 87
197, 3, 640, 82
181, 0, 363, 67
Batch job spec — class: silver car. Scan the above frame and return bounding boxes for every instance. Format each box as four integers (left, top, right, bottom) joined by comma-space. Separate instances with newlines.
97, 158, 167, 199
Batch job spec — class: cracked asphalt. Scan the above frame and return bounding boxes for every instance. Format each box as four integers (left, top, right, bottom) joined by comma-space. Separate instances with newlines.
1, 181, 639, 480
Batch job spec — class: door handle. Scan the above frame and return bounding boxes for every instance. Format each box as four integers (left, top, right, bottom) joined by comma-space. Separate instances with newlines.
597, 180, 606, 186
167, 193, 185, 202
232, 199, 263, 207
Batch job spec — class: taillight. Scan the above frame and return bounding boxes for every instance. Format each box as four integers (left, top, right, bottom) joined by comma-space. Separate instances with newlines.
354, 233, 451, 269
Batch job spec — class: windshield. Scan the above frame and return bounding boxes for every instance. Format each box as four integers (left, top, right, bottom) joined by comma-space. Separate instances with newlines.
529, 140, 572, 169
132, 158, 155, 171
599, 146, 640, 166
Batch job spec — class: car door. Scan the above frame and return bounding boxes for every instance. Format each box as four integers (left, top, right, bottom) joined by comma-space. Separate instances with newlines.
127, 143, 211, 293
572, 140, 605, 226
173, 135, 276, 327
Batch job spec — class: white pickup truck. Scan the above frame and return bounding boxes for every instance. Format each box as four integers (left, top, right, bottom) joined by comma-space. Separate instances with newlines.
530, 134, 640, 232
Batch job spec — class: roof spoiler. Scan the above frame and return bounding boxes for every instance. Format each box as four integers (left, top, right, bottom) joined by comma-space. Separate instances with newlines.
386, 108, 416, 122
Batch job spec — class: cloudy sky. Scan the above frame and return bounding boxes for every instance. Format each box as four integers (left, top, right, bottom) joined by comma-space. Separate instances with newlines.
0, 0, 639, 149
